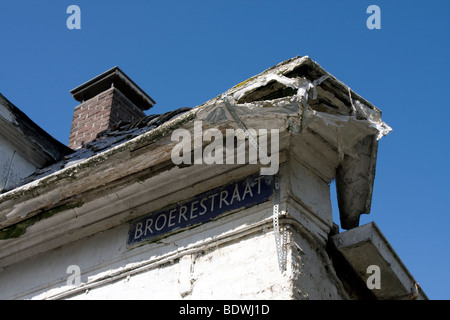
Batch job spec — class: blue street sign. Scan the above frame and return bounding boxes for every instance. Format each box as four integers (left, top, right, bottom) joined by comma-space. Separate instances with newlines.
127, 174, 274, 248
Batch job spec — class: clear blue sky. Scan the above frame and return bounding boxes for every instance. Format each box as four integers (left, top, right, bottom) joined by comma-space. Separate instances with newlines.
0, 0, 449, 299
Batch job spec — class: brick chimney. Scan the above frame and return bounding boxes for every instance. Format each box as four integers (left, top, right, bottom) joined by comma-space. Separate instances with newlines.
68, 67, 155, 149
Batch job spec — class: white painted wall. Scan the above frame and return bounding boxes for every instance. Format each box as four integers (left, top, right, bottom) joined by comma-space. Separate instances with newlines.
0, 205, 292, 300
0, 212, 344, 300
0, 156, 345, 300
0, 101, 39, 191
0, 138, 37, 191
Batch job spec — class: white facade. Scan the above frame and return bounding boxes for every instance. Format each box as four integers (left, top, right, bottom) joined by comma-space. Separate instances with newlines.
0, 56, 426, 300
0, 100, 40, 191
1, 158, 344, 300
0, 94, 70, 192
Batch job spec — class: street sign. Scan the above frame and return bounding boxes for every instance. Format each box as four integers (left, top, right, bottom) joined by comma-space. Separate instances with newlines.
127, 174, 274, 248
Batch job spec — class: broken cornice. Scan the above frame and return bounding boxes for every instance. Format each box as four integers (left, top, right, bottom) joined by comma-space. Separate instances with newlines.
0, 55, 391, 239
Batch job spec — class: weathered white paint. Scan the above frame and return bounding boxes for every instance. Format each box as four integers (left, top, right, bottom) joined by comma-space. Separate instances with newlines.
1, 56, 422, 300
0, 98, 37, 191
0, 152, 347, 300
0, 102, 17, 124
331, 222, 427, 300
0, 96, 65, 192
0, 133, 38, 191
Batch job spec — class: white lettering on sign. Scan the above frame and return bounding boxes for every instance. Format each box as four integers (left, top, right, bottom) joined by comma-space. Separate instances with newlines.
128, 174, 273, 248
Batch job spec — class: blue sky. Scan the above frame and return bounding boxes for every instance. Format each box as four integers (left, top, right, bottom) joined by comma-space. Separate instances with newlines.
0, 1, 449, 299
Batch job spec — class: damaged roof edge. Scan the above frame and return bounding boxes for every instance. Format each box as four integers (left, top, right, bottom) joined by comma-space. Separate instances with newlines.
0, 93, 73, 163
300, 56, 380, 112
231, 56, 381, 113
0, 106, 197, 208
331, 222, 428, 299
0, 55, 390, 232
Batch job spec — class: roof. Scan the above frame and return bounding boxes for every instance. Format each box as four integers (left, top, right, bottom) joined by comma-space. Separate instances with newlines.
13, 107, 191, 190
0, 55, 395, 273
331, 222, 428, 299
0, 93, 73, 166
0, 55, 392, 236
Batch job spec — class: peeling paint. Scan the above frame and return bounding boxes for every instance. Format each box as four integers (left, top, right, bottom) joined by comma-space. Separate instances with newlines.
0, 200, 84, 240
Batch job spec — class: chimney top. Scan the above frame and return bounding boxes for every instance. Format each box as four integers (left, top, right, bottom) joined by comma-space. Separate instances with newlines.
70, 66, 155, 111
68, 67, 156, 149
